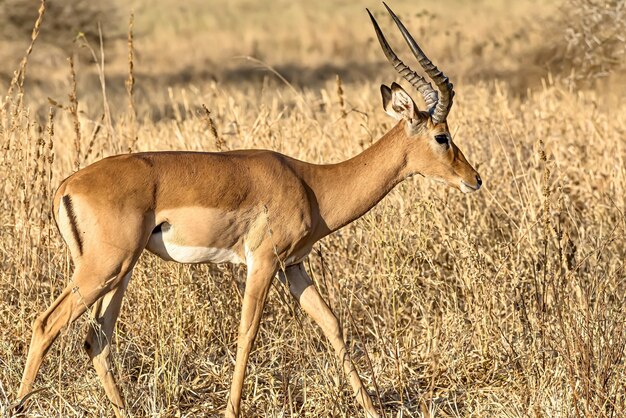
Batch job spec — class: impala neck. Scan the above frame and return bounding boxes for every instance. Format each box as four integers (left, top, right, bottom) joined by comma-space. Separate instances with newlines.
310, 122, 410, 236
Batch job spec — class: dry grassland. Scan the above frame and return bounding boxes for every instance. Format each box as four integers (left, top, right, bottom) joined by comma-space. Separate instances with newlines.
0, 0, 625, 417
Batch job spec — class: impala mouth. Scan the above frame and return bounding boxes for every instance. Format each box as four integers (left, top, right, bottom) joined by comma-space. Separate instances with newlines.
460, 180, 481, 193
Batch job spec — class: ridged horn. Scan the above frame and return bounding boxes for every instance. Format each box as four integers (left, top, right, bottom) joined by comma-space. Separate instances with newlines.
367, 8, 438, 113
382, 2, 455, 124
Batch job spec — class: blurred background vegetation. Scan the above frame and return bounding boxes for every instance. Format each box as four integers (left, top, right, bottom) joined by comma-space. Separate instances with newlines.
1, 0, 624, 115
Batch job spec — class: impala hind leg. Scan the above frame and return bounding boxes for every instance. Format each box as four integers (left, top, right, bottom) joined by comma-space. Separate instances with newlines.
15, 266, 123, 406
83, 271, 132, 418
225, 255, 277, 418
281, 263, 379, 418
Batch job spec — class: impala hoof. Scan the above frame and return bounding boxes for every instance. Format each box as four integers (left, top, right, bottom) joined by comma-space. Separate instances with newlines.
9, 400, 26, 416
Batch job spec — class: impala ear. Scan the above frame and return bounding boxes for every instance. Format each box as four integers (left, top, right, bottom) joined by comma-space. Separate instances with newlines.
381, 82, 418, 123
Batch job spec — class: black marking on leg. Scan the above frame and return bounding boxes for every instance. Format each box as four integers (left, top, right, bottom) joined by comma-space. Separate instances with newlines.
84, 340, 91, 351
62, 195, 83, 256
11, 388, 46, 413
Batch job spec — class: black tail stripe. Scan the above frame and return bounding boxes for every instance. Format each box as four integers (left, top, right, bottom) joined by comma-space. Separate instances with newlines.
62, 195, 83, 256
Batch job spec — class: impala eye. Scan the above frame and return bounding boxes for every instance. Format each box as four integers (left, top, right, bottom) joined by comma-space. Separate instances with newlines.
435, 134, 449, 145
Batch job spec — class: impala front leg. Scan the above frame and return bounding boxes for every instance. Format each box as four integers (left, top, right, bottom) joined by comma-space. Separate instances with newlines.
281, 263, 379, 418
226, 254, 277, 418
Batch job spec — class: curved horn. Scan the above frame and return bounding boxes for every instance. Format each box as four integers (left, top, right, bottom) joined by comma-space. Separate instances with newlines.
383, 2, 455, 124
367, 9, 438, 113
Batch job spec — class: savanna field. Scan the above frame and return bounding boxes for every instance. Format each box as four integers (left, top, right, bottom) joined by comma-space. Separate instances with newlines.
1, 0, 625, 416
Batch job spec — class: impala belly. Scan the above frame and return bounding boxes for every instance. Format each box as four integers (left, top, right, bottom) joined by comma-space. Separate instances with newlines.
145, 207, 246, 265
147, 234, 244, 264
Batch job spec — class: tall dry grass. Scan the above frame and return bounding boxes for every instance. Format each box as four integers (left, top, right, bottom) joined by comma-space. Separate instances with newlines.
0, 1, 625, 417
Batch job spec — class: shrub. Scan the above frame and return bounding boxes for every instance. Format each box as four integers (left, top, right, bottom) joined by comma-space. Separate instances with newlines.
556, 0, 626, 84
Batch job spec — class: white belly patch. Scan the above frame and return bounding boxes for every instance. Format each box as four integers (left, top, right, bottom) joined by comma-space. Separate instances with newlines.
146, 231, 244, 265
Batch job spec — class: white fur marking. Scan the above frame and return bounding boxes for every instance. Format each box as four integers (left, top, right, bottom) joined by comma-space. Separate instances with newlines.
147, 233, 243, 264
460, 180, 480, 194
244, 244, 254, 273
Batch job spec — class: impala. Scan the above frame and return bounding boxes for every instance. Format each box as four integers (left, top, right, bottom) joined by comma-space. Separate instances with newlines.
14, 4, 481, 417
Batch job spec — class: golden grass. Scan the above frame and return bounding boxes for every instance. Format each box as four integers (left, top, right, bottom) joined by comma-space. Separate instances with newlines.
0, 1, 625, 417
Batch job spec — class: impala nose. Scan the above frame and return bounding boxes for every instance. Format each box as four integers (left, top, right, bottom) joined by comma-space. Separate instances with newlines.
476, 175, 482, 188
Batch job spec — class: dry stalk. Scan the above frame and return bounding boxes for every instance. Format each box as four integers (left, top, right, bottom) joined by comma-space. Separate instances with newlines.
336, 74, 347, 119
126, 11, 138, 153
76, 25, 116, 149
201, 104, 225, 151
126, 11, 136, 119
68, 55, 81, 172
6, 0, 46, 98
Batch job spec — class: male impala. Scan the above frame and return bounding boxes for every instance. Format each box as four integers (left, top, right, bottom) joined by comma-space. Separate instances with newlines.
14, 4, 481, 417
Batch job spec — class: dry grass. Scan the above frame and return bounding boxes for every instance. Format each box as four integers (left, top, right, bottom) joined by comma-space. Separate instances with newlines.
1, 1, 625, 417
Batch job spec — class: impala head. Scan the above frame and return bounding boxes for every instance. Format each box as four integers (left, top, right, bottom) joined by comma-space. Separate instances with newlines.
369, 3, 482, 193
